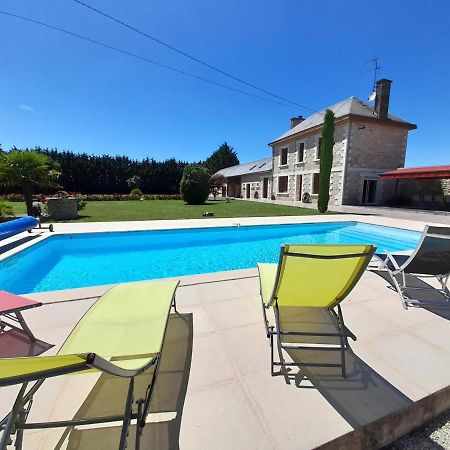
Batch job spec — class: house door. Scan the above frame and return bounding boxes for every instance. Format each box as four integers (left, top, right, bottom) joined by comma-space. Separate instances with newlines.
362, 179, 377, 204
246, 183, 251, 199
262, 178, 269, 198
296, 175, 302, 201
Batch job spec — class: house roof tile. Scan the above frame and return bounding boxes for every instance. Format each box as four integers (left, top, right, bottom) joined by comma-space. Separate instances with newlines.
215, 157, 272, 177
271, 97, 416, 144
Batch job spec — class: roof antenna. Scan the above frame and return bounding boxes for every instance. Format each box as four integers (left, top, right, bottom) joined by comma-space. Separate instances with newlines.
366, 56, 382, 101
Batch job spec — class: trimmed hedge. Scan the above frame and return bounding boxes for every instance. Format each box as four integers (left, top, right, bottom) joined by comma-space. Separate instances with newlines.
0, 193, 182, 202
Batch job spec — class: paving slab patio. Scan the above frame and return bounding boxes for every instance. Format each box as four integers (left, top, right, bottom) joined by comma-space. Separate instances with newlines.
1, 266, 450, 449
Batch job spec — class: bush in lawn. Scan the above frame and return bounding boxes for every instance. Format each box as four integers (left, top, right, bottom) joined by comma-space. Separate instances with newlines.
0, 200, 14, 219
130, 188, 143, 197
76, 195, 88, 211
180, 165, 210, 204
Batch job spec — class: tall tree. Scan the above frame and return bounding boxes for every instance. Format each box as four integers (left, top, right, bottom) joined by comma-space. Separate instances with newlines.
318, 109, 335, 213
205, 142, 239, 174
0, 150, 60, 216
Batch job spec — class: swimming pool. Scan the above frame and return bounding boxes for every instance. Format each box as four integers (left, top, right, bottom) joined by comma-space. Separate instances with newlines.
0, 221, 420, 294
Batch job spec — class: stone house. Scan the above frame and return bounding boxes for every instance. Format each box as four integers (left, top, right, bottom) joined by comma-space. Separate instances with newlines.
269, 79, 417, 206
215, 157, 272, 199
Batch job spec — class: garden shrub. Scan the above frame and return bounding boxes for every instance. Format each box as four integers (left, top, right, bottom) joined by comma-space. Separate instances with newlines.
0, 200, 14, 218
180, 165, 210, 204
76, 195, 88, 211
130, 188, 143, 197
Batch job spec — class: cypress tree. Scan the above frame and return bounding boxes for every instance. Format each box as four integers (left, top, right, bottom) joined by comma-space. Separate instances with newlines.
318, 109, 335, 213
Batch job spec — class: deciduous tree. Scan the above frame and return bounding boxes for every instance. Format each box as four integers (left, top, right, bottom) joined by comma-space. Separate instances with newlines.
209, 174, 226, 200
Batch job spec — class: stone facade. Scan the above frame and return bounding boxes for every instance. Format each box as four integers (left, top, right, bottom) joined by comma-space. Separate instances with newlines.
271, 119, 411, 206
272, 123, 347, 205
342, 121, 409, 205
240, 172, 272, 199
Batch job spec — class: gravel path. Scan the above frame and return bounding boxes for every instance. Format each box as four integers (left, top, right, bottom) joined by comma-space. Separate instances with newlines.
385, 408, 450, 449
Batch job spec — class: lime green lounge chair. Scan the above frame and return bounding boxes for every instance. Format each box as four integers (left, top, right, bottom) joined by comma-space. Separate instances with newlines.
258, 244, 375, 378
0, 279, 179, 450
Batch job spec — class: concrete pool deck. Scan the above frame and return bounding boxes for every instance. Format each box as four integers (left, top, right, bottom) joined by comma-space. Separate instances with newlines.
1, 214, 450, 449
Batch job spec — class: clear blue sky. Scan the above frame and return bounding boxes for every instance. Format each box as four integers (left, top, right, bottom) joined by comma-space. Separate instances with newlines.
1, 0, 449, 166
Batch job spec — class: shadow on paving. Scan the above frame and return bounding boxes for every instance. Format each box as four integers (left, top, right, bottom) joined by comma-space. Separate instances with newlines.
374, 270, 450, 321
42, 312, 193, 450
276, 308, 413, 429
0, 328, 53, 357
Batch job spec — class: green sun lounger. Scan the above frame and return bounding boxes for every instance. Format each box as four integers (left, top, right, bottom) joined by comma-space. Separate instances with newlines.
258, 244, 375, 377
0, 279, 179, 450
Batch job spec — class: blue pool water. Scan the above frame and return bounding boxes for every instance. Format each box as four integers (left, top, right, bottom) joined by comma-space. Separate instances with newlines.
0, 221, 420, 294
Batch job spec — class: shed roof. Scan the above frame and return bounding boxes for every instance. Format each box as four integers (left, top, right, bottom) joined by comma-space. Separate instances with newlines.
270, 97, 416, 145
215, 157, 272, 178
380, 165, 450, 180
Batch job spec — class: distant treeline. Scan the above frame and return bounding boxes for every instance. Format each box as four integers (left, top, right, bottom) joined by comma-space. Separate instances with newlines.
0, 143, 239, 195
38, 148, 193, 194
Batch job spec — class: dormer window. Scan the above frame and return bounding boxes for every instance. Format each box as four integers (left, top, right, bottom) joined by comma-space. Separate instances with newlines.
280, 148, 288, 166
297, 142, 305, 162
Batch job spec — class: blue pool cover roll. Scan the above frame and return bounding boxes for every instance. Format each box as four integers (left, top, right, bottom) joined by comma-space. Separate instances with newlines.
0, 216, 38, 240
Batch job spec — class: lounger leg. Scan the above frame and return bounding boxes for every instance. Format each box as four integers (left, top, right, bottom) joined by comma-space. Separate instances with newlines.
14, 410, 27, 450
140, 354, 161, 429
438, 274, 449, 293
14, 311, 37, 342
0, 383, 28, 450
336, 306, 347, 378
135, 400, 144, 450
269, 327, 275, 376
119, 377, 135, 450
387, 269, 409, 309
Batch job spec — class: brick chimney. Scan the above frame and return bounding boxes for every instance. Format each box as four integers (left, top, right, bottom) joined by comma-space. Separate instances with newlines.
374, 79, 392, 119
290, 115, 305, 129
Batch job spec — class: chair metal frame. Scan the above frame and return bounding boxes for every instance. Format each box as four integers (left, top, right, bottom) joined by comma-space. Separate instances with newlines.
0, 310, 38, 343
377, 225, 450, 309
260, 245, 375, 378
0, 290, 178, 450
0, 294, 42, 343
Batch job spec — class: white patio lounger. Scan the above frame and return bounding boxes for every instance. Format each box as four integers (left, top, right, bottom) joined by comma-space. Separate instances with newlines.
376, 225, 450, 309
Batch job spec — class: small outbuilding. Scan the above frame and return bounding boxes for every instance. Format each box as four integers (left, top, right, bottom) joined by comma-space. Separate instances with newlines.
216, 157, 272, 199
380, 165, 450, 209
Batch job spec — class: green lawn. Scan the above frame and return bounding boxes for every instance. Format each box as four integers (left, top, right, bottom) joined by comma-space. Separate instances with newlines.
12, 199, 330, 222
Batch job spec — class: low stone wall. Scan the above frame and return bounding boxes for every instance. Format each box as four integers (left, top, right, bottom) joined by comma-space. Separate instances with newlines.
47, 197, 78, 220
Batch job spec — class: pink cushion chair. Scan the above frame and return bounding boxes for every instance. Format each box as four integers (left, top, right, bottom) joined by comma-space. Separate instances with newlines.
0, 291, 42, 342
